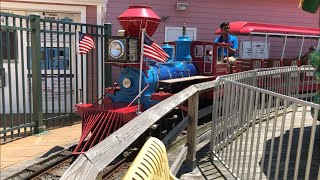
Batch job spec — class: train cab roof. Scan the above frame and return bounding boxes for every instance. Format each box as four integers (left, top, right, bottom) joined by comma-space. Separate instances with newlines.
215, 21, 320, 38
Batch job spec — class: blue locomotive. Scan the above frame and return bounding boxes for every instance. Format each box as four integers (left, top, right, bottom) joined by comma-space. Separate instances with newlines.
106, 34, 198, 109
73, 5, 210, 154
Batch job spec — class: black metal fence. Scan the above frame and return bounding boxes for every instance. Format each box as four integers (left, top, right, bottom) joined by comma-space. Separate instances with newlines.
0, 12, 111, 142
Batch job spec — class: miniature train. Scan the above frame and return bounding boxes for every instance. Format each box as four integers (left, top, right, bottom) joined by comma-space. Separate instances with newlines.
73, 5, 320, 154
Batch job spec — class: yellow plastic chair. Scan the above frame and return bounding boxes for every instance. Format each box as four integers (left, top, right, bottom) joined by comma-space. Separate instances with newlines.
123, 137, 178, 180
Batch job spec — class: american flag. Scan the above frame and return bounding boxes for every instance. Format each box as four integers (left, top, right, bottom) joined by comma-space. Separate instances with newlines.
143, 33, 169, 63
79, 32, 95, 54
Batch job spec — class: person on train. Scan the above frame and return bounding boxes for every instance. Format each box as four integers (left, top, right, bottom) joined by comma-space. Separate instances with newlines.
214, 22, 238, 64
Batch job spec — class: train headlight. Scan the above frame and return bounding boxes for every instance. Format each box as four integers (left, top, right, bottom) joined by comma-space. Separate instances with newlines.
109, 40, 125, 59
122, 78, 131, 88
107, 37, 139, 63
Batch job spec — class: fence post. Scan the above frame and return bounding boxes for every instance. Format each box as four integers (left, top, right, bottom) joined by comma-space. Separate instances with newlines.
186, 92, 199, 171
30, 14, 44, 134
209, 83, 219, 160
253, 69, 257, 87
104, 23, 112, 87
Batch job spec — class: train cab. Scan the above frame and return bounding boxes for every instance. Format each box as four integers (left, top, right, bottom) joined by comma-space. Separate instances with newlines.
214, 22, 320, 71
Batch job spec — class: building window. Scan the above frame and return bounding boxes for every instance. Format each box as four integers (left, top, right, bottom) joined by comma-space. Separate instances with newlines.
27, 47, 70, 70
1, 30, 17, 61
165, 27, 197, 42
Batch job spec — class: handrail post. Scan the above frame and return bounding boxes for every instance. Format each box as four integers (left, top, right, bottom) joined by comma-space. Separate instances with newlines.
186, 92, 199, 171
30, 14, 44, 133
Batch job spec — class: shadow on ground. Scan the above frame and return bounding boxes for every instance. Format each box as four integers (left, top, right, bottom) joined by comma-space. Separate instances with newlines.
259, 125, 320, 180
176, 142, 229, 179
41, 146, 64, 158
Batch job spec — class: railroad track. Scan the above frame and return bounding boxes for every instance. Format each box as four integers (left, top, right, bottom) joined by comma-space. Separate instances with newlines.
5, 149, 74, 180
101, 158, 132, 180
4, 111, 212, 180
5, 146, 138, 180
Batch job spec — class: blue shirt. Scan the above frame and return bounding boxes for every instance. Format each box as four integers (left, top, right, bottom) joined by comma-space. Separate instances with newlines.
214, 34, 238, 57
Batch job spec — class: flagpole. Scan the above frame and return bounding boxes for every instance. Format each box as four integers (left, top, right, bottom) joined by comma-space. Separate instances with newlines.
76, 29, 79, 54
75, 29, 81, 103
137, 29, 145, 114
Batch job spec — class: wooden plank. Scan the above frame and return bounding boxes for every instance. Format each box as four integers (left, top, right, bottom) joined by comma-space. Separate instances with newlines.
60, 155, 99, 180
194, 80, 218, 93
170, 146, 188, 175
198, 105, 213, 119
75, 85, 199, 174
186, 92, 199, 171
197, 130, 211, 145
168, 121, 212, 151
159, 75, 213, 84
169, 131, 212, 176
162, 116, 189, 149
162, 105, 212, 149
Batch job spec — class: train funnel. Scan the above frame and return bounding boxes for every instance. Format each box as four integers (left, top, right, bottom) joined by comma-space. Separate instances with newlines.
118, 5, 161, 38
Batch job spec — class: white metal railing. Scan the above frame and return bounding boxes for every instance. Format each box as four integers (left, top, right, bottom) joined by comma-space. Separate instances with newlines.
210, 66, 320, 180
224, 65, 319, 101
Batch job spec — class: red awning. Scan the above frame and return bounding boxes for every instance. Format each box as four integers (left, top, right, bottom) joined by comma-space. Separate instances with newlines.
215, 21, 320, 36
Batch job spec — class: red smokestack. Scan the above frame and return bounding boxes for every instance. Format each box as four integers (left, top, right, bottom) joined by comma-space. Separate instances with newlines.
117, 5, 161, 38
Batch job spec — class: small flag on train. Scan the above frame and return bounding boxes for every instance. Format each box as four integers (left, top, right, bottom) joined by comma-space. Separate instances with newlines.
143, 32, 169, 63
79, 32, 95, 54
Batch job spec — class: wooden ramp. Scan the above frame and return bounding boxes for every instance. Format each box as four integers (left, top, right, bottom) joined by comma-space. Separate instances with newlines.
215, 106, 320, 180
168, 139, 235, 180
167, 106, 319, 180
